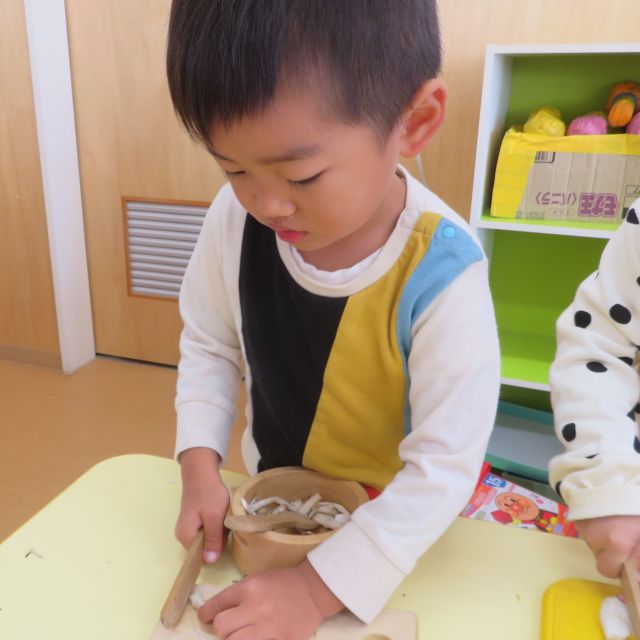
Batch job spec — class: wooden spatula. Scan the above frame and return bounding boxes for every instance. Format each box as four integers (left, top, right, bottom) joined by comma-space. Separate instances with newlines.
620, 559, 640, 638
159, 529, 204, 628
224, 512, 320, 533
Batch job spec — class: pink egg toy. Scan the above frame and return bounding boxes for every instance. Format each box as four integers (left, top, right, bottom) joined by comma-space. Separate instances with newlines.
567, 113, 608, 135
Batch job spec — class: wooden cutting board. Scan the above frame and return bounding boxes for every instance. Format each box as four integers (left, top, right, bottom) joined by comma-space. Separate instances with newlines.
540, 578, 625, 640
149, 584, 417, 639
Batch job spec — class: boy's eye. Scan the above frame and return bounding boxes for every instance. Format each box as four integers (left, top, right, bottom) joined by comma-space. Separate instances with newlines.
223, 169, 245, 179
289, 172, 323, 189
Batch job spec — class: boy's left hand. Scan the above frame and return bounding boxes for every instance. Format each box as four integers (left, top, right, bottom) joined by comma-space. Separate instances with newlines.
197, 559, 344, 640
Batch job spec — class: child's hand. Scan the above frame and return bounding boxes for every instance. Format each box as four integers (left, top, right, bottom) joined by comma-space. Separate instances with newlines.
575, 515, 640, 578
197, 559, 344, 640
176, 447, 230, 563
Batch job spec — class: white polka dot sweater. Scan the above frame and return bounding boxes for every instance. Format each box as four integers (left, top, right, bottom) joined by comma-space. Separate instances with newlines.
550, 204, 640, 520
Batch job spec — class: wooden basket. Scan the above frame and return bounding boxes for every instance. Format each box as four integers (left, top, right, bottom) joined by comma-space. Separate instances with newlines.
229, 466, 369, 575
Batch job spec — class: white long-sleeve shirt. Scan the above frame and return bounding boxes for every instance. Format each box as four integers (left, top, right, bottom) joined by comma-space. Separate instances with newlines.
550, 203, 640, 521
175, 167, 500, 621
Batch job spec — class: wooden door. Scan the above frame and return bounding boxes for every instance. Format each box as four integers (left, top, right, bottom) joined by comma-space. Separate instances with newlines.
65, 0, 226, 365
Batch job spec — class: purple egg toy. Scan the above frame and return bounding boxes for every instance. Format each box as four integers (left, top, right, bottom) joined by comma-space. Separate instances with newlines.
627, 112, 640, 135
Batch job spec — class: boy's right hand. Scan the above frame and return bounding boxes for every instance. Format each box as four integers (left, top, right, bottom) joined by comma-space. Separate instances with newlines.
176, 447, 230, 564
575, 515, 640, 579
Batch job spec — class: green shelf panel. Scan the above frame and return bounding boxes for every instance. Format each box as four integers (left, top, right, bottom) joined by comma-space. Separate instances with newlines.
506, 53, 640, 127
499, 385, 552, 414
499, 330, 555, 386
489, 231, 607, 384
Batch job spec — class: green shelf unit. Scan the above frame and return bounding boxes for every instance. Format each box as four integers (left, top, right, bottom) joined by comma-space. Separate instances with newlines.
469, 44, 640, 484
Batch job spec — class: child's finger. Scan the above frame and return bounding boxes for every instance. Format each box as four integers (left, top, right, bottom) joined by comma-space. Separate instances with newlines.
226, 627, 265, 640
200, 510, 227, 562
174, 516, 203, 549
211, 607, 255, 639
596, 546, 628, 579
197, 582, 243, 624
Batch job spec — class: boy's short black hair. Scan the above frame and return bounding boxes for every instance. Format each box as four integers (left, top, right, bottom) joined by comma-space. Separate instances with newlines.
166, 0, 441, 144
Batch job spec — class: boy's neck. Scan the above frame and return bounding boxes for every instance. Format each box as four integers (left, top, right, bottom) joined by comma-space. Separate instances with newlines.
298, 172, 407, 272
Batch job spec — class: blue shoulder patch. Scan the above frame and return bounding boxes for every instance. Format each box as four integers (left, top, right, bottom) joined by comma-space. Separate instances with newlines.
396, 217, 484, 434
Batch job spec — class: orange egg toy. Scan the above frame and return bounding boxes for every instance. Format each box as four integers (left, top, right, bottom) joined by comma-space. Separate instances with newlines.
606, 81, 640, 127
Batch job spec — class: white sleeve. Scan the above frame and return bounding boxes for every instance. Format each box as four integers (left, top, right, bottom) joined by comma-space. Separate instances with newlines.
174, 187, 244, 461
549, 208, 640, 520
308, 260, 500, 622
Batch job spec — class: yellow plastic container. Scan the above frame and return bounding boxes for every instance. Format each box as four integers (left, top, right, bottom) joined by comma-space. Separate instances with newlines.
540, 578, 622, 640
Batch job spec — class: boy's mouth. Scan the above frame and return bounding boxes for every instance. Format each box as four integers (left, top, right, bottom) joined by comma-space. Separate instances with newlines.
274, 228, 307, 244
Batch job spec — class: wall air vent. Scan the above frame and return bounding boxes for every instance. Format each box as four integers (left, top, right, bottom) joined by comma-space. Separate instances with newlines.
123, 198, 208, 300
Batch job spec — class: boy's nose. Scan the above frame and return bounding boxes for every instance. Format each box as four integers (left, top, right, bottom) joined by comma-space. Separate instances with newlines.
253, 190, 295, 220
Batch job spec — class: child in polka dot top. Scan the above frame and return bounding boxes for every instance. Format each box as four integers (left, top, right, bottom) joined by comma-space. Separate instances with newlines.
550, 205, 640, 580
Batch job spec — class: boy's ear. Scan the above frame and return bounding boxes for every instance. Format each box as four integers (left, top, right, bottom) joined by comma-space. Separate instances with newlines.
398, 79, 447, 158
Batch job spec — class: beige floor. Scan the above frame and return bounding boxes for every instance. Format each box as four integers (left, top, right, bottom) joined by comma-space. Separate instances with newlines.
0, 356, 246, 542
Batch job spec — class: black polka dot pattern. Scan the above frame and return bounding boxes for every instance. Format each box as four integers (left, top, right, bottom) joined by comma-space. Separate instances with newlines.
561, 423, 576, 442
554, 482, 563, 498
560, 213, 640, 464
610, 304, 632, 324
574, 311, 592, 328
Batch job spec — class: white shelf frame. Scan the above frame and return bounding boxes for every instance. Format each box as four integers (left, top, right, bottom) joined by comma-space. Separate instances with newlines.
475, 217, 617, 240
501, 377, 550, 392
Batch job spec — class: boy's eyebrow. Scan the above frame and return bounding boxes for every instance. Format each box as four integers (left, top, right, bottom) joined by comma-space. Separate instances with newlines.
209, 144, 324, 165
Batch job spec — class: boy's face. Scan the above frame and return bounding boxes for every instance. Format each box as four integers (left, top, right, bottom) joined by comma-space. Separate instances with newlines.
207, 86, 407, 270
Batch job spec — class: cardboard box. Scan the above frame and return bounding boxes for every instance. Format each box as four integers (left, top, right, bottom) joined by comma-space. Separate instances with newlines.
490, 129, 640, 221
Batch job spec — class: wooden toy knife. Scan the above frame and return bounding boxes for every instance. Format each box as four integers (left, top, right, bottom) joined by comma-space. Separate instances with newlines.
159, 529, 205, 628
620, 558, 640, 638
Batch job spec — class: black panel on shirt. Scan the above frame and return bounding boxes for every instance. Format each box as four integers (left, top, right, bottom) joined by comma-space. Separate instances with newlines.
239, 215, 348, 470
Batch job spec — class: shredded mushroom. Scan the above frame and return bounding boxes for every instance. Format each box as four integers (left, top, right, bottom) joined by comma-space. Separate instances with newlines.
242, 493, 351, 533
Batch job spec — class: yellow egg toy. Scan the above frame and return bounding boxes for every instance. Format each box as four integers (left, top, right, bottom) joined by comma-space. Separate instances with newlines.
523, 106, 567, 137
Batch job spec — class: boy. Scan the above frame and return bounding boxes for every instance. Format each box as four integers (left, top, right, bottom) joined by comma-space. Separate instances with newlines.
167, 1, 500, 638
551, 206, 640, 582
